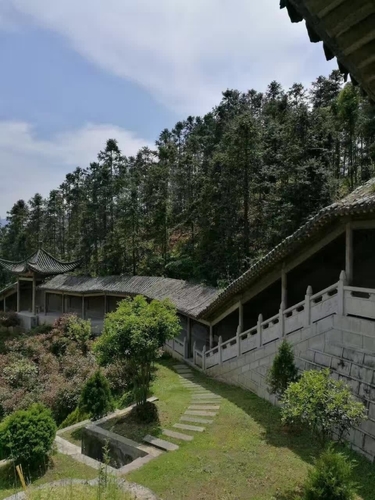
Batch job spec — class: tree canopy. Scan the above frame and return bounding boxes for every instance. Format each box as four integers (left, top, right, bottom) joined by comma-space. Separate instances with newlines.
1, 72, 375, 288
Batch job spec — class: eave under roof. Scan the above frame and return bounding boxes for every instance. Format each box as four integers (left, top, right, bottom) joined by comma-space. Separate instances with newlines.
0, 249, 81, 276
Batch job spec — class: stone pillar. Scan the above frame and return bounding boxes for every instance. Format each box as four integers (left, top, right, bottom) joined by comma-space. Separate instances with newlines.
3, 295, 6, 312
62, 294, 65, 314
209, 324, 213, 349
17, 279, 20, 313
44, 291, 47, 315
304, 285, 312, 327
257, 314, 263, 348
345, 223, 353, 285
32, 274, 36, 315
104, 294, 107, 315
218, 336, 223, 365
337, 270, 347, 316
82, 296, 85, 319
281, 264, 287, 310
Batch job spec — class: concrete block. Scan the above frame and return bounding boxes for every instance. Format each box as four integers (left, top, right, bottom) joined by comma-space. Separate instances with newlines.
180, 416, 213, 425
314, 352, 332, 367
143, 435, 179, 451
188, 405, 220, 410
324, 343, 343, 358
340, 376, 360, 395
162, 429, 193, 442
364, 354, 375, 369
342, 348, 364, 365
351, 365, 374, 385
302, 349, 315, 362
363, 434, 375, 457
185, 410, 217, 417
174, 423, 205, 432
343, 331, 363, 348
363, 336, 375, 353
360, 318, 375, 336
369, 403, 375, 421
360, 419, 375, 437
349, 429, 365, 449
331, 357, 351, 376
351, 443, 374, 462
359, 383, 375, 401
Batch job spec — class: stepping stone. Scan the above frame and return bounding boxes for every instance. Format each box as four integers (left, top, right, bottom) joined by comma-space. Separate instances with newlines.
192, 394, 221, 398
185, 410, 217, 417
175, 368, 192, 372
174, 364, 188, 369
162, 429, 193, 441
190, 400, 221, 405
143, 434, 179, 451
180, 415, 214, 425
174, 423, 205, 432
188, 405, 220, 410
179, 374, 193, 379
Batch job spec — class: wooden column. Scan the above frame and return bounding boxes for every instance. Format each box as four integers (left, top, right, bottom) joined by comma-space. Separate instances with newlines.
82, 296, 85, 319
3, 296, 6, 312
187, 317, 192, 358
17, 278, 20, 313
238, 301, 244, 333
104, 294, 107, 315
345, 223, 353, 285
281, 264, 287, 310
61, 294, 65, 314
209, 324, 213, 349
32, 274, 36, 315
44, 292, 47, 315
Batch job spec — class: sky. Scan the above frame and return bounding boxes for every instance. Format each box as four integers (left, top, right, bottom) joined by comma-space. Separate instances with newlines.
0, 0, 336, 219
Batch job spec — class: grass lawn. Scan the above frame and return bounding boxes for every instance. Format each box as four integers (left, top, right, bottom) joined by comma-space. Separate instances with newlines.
101, 358, 191, 444
59, 425, 86, 448
124, 356, 375, 500
29, 482, 133, 500
0, 453, 97, 500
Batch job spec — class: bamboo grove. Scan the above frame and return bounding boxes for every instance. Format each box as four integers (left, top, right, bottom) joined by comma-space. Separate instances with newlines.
1, 72, 375, 288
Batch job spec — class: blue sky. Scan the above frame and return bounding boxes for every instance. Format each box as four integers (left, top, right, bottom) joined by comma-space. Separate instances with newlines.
0, 0, 336, 218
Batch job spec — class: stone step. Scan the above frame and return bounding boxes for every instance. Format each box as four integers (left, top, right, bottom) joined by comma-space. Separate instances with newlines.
189, 400, 221, 405
192, 394, 221, 399
175, 368, 192, 372
188, 405, 220, 410
185, 410, 217, 417
162, 429, 193, 441
174, 364, 188, 369
174, 423, 205, 432
143, 434, 179, 451
179, 374, 194, 379
180, 415, 214, 425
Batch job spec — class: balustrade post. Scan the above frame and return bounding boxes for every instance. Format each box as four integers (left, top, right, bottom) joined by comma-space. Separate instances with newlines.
305, 285, 312, 327
337, 270, 347, 316
193, 341, 196, 365
279, 303, 285, 338
202, 345, 206, 371
183, 338, 187, 358
218, 336, 223, 365
257, 314, 263, 348
172, 338, 175, 352
236, 326, 241, 357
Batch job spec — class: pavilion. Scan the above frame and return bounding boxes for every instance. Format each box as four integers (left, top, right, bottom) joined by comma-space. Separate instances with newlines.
0, 249, 81, 329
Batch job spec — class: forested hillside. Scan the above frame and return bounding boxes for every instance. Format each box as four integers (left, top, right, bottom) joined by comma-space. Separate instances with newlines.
1, 71, 375, 288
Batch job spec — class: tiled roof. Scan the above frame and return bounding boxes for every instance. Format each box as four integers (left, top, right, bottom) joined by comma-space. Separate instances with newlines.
198, 178, 375, 319
0, 282, 17, 299
0, 249, 81, 276
281, 0, 375, 103
39, 274, 220, 318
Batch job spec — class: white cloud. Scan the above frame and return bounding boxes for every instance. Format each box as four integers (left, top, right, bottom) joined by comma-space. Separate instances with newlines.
0, 121, 150, 216
1, 0, 336, 114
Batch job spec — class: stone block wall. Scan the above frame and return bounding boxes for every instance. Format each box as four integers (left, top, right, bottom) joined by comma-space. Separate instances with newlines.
206, 313, 375, 461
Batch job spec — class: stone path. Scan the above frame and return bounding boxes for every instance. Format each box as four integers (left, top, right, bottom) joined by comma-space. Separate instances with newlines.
143, 362, 222, 451
143, 362, 222, 450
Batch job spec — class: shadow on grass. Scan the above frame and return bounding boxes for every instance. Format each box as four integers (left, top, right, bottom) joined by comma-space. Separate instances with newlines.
162, 357, 375, 500
0, 456, 50, 493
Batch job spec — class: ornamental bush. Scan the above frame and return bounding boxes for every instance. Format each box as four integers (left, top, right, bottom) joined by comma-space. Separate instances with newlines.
0, 403, 56, 468
267, 340, 299, 396
0, 312, 20, 328
303, 445, 357, 500
281, 369, 366, 444
94, 296, 180, 411
79, 371, 114, 420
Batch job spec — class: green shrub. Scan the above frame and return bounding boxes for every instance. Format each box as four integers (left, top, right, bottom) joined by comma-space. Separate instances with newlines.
95, 295, 180, 408
79, 371, 113, 420
51, 314, 91, 355
0, 312, 20, 328
0, 403, 56, 468
30, 324, 53, 335
3, 359, 38, 389
303, 446, 357, 500
117, 391, 134, 409
267, 340, 299, 396
281, 369, 366, 444
58, 407, 90, 430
